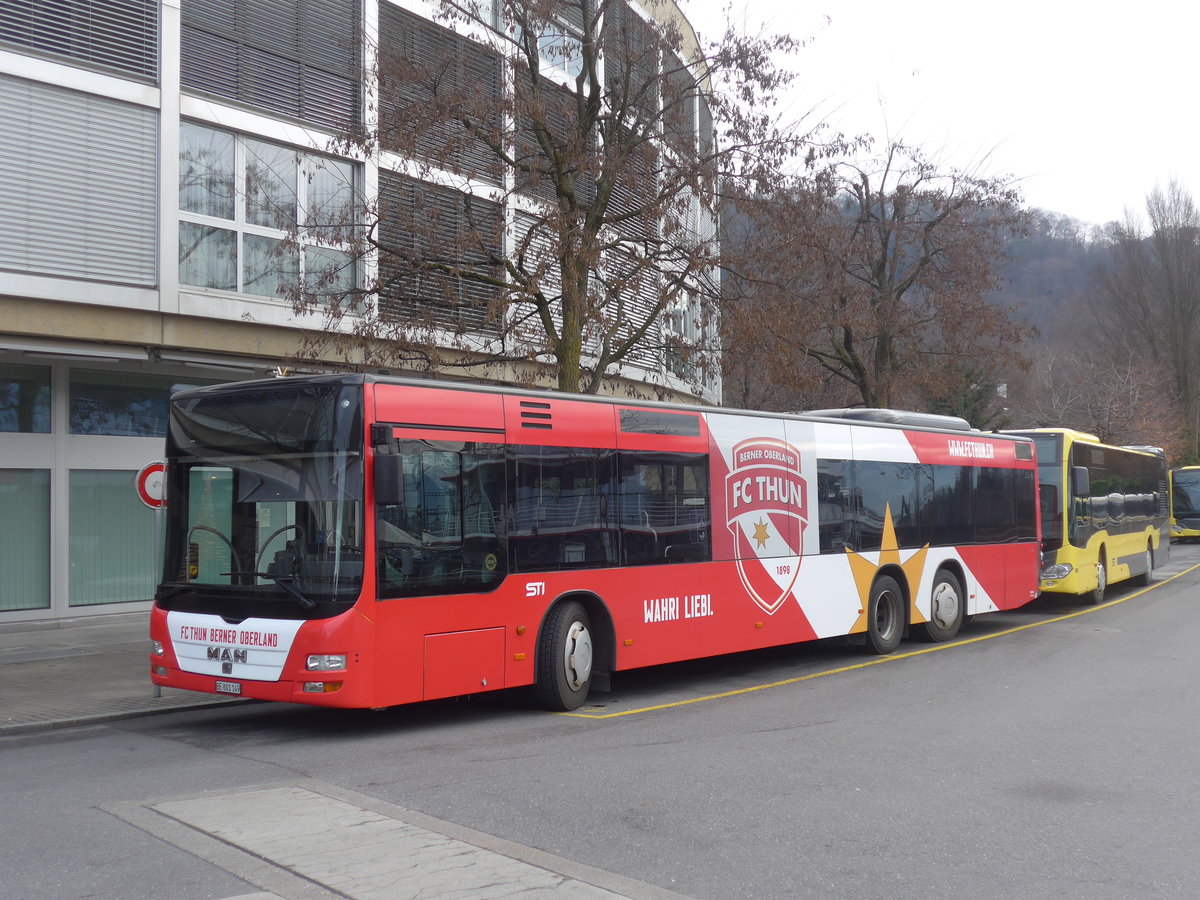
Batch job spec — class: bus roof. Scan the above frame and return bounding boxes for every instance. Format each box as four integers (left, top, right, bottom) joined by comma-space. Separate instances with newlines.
173, 373, 1032, 440
1005, 427, 1164, 457
803, 408, 973, 432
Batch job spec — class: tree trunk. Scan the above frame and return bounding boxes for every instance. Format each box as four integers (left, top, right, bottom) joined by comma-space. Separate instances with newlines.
555, 257, 590, 393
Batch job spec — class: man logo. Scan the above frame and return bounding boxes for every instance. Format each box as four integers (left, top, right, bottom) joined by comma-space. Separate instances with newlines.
725, 437, 808, 614
207, 646, 248, 664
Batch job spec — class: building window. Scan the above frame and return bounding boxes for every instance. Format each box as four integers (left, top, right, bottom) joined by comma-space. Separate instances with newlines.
179, 0, 360, 131
0, 363, 51, 433
69, 370, 215, 437
665, 291, 701, 380
0, 0, 159, 81
179, 122, 357, 299
0, 469, 51, 611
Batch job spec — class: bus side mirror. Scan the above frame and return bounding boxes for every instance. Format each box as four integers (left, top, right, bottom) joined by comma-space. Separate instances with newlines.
1071, 466, 1090, 497
375, 456, 403, 505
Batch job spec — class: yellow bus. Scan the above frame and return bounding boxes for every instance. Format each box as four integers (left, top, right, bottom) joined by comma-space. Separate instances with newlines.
1170, 466, 1200, 542
1007, 429, 1168, 604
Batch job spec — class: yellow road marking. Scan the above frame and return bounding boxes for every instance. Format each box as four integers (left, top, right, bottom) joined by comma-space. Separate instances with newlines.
562, 561, 1200, 719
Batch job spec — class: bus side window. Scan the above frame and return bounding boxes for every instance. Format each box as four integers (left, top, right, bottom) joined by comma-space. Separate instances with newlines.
377, 441, 507, 598
1016, 469, 1038, 540
509, 446, 618, 572
974, 467, 1017, 543
816, 459, 850, 553
924, 465, 972, 547
618, 451, 711, 566
852, 461, 921, 551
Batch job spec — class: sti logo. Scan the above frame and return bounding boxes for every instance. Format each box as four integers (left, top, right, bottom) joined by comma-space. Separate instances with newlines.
725, 437, 808, 614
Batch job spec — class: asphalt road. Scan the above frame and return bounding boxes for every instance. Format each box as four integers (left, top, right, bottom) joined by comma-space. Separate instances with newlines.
5, 545, 1200, 899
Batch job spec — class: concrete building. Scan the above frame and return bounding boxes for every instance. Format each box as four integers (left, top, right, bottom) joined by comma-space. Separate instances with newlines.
0, 0, 720, 623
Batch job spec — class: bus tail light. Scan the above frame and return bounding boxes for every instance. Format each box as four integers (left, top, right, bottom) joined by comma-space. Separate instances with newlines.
306, 654, 347, 671
303, 681, 344, 693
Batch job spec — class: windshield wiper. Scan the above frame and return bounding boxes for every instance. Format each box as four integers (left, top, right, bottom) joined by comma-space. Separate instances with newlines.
155, 584, 196, 601
221, 571, 317, 609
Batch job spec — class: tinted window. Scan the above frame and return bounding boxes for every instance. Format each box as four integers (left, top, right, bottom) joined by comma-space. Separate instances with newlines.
853, 461, 921, 551
816, 459, 850, 553
0, 363, 50, 433
1175, 470, 1200, 515
618, 452, 710, 565
376, 441, 506, 598
1016, 469, 1038, 539
975, 467, 1017, 543
922, 465, 973, 546
619, 409, 702, 437
509, 446, 617, 572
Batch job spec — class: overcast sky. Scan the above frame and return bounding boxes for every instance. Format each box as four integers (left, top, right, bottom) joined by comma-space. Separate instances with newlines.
681, 0, 1199, 226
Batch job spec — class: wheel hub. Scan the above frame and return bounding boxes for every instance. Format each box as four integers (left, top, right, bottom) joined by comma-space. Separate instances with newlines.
930, 581, 960, 629
563, 621, 593, 690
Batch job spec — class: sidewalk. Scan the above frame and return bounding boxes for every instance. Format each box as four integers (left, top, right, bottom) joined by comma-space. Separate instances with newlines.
0, 611, 240, 735
2, 614, 680, 900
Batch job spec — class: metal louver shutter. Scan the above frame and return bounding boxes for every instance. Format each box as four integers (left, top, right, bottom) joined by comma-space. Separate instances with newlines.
180, 0, 360, 131
515, 77, 595, 206
0, 74, 157, 286
378, 172, 502, 334
0, 0, 159, 81
698, 95, 713, 158
378, 5, 503, 180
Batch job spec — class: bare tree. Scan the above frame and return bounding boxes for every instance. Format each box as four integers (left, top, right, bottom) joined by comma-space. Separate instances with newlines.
723, 141, 1031, 410
1096, 180, 1200, 455
289, 0, 822, 394
1008, 345, 1186, 455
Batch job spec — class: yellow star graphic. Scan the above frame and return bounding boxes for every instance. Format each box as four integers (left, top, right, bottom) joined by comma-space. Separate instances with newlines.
752, 518, 771, 549
845, 504, 930, 634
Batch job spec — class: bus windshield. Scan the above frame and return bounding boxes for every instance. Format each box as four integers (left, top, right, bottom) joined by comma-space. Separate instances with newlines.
1030, 434, 1064, 548
157, 380, 364, 618
1175, 469, 1200, 516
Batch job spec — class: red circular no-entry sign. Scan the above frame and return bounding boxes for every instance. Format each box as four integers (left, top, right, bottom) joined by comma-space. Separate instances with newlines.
136, 461, 166, 509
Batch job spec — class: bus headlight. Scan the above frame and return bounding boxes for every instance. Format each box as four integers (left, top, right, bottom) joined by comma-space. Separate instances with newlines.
306, 654, 347, 671
151, 640, 164, 655
1041, 563, 1073, 581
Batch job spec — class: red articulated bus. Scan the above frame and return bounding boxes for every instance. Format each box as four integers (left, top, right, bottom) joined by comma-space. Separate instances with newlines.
149, 375, 1041, 710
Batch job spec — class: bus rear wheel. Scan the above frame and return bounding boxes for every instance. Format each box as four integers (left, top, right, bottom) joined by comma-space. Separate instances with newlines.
534, 600, 593, 711
1134, 543, 1154, 587
866, 575, 905, 654
916, 569, 965, 642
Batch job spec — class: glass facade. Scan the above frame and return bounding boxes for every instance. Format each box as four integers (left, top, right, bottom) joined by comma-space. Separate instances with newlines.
70, 370, 202, 437
68, 470, 159, 607
0, 363, 224, 618
0, 469, 51, 611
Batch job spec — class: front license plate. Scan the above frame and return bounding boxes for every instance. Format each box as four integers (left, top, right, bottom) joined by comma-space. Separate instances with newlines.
215, 680, 242, 695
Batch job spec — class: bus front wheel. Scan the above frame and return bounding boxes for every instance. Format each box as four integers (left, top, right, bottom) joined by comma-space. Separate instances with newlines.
866, 575, 905, 654
1085, 554, 1107, 606
534, 600, 593, 711
916, 569, 965, 642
